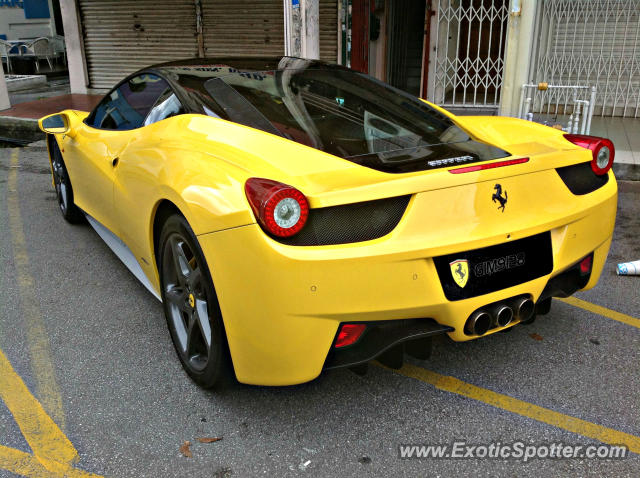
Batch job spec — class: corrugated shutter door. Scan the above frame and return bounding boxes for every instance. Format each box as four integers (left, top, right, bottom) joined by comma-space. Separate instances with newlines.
202, 0, 284, 57
79, 0, 198, 89
319, 0, 338, 62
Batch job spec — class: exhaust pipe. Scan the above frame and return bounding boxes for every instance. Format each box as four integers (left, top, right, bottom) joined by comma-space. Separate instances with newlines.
465, 310, 492, 336
515, 297, 535, 322
491, 304, 514, 328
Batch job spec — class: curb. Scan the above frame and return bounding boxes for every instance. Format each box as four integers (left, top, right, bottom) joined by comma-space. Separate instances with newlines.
613, 163, 640, 182
0, 116, 45, 144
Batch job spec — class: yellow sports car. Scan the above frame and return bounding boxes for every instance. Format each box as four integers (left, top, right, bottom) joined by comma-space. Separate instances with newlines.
38, 57, 617, 388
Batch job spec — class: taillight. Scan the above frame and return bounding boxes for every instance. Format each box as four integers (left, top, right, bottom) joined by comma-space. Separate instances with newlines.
579, 254, 593, 276
448, 157, 529, 174
244, 178, 309, 237
564, 134, 615, 176
334, 323, 366, 348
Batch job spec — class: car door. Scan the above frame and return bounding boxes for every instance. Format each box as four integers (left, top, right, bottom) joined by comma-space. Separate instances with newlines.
112, 85, 187, 270
63, 73, 171, 234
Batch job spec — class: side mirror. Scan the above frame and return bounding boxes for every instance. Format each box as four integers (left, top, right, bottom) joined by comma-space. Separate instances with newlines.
38, 113, 70, 134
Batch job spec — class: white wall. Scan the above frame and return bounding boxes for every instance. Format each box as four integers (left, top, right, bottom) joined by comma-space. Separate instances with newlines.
0, 60, 10, 111
0, 1, 56, 40
59, 0, 87, 93
499, 0, 538, 116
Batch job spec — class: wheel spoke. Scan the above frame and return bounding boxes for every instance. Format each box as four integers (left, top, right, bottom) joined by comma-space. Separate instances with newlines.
172, 311, 188, 353
194, 298, 212, 350
165, 285, 189, 312
59, 182, 68, 211
186, 266, 202, 290
185, 312, 199, 357
170, 238, 191, 284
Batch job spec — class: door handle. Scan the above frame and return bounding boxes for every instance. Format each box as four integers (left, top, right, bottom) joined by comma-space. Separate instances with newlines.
112, 157, 119, 167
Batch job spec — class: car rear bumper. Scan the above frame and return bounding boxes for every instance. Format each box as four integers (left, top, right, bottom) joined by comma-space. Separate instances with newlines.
197, 171, 617, 385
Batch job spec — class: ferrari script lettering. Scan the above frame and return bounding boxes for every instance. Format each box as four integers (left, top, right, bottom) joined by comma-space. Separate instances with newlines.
474, 252, 525, 277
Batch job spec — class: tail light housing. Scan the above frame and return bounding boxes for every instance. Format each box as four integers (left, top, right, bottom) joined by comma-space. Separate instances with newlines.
564, 134, 615, 176
245, 178, 309, 237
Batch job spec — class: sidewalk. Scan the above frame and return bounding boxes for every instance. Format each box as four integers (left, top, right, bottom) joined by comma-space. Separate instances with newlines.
0, 92, 101, 144
590, 116, 640, 181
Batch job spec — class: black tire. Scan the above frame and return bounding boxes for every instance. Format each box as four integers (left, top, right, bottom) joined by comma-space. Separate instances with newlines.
158, 214, 233, 389
49, 137, 84, 224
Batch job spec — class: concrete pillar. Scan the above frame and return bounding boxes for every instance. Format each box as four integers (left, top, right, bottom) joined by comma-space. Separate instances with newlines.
0, 61, 10, 111
300, 0, 320, 59
59, 0, 88, 94
499, 0, 538, 117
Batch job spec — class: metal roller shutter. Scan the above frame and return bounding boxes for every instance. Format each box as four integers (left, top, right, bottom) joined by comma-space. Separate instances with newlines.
319, 0, 338, 62
201, 0, 284, 57
79, 0, 198, 89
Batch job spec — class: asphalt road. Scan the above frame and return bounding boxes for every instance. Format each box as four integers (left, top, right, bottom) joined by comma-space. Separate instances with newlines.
1, 142, 639, 477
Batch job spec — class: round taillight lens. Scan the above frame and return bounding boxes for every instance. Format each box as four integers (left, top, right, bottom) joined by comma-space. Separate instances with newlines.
564, 134, 615, 176
245, 178, 309, 237
592, 144, 613, 175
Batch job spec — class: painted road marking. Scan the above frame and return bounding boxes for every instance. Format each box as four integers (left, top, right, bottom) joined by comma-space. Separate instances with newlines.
383, 363, 640, 454
0, 348, 102, 477
7, 149, 66, 429
558, 296, 640, 330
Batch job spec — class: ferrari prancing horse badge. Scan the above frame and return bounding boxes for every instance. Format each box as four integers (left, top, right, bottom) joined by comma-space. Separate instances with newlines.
449, 259, 469, 288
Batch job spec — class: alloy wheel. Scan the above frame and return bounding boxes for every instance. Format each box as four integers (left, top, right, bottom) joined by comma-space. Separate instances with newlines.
162, 233, 213, 372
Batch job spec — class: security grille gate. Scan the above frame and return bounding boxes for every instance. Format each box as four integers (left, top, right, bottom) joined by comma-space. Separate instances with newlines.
79, 0, 338, 90
428, 0, 510, 109
533, 0, 640, 117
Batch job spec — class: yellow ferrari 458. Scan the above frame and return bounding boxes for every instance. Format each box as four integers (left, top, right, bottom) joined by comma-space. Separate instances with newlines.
38, 57, 617, 388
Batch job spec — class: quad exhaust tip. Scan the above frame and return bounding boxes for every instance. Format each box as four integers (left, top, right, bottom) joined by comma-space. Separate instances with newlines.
465, 296, 535, 336
515, 297, 535, 322
465, 310, 492, 336
494, 305, 514, 327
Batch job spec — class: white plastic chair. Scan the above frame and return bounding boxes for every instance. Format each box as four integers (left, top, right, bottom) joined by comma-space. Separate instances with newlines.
20, 37, 53, 72
0, 40, 12, 74
50, 35, 66, 66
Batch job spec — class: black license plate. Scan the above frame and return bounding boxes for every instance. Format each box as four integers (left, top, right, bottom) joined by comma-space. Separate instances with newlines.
433, 232, 553, 301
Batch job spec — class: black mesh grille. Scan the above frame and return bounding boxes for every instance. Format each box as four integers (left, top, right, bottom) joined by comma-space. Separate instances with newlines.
556, 161, 609, 195
275, 195, 411, 246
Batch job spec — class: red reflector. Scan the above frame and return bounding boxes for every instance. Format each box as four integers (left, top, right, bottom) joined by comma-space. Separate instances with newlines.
335, 324, 366, 348
448, 157, 529, 174
580, 255, 593, 275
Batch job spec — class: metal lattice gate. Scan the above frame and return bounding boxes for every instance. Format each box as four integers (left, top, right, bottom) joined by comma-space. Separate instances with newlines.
533, 0, 640, 118
428, 0, 510, 109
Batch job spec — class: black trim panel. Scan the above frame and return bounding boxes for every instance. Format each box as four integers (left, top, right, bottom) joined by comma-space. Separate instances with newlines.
556, 161, 609, 195
275, 195, 411, 246
433, 232, 554, 301
539, 253, 593, 301
323, 318, 453, 370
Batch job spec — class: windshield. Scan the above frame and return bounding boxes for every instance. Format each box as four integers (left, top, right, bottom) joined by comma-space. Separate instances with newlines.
202, 66, 508, 173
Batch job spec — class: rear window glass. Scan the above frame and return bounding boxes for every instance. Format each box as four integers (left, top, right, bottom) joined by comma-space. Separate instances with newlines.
203, 68, 508, 173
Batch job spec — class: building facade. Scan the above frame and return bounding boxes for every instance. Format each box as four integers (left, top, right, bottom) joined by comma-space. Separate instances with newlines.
0, 0, 61, 40
41, 0, 640, 118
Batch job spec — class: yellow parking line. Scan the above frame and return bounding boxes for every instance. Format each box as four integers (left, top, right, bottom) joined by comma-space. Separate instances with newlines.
7, 149, 66, 429
384, 363, 640, 454
0, 445, 100, 478
0, 445, 60, 478
0, 347, 102, 476
558, 296, 640, 329
0, 348, 78, 466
